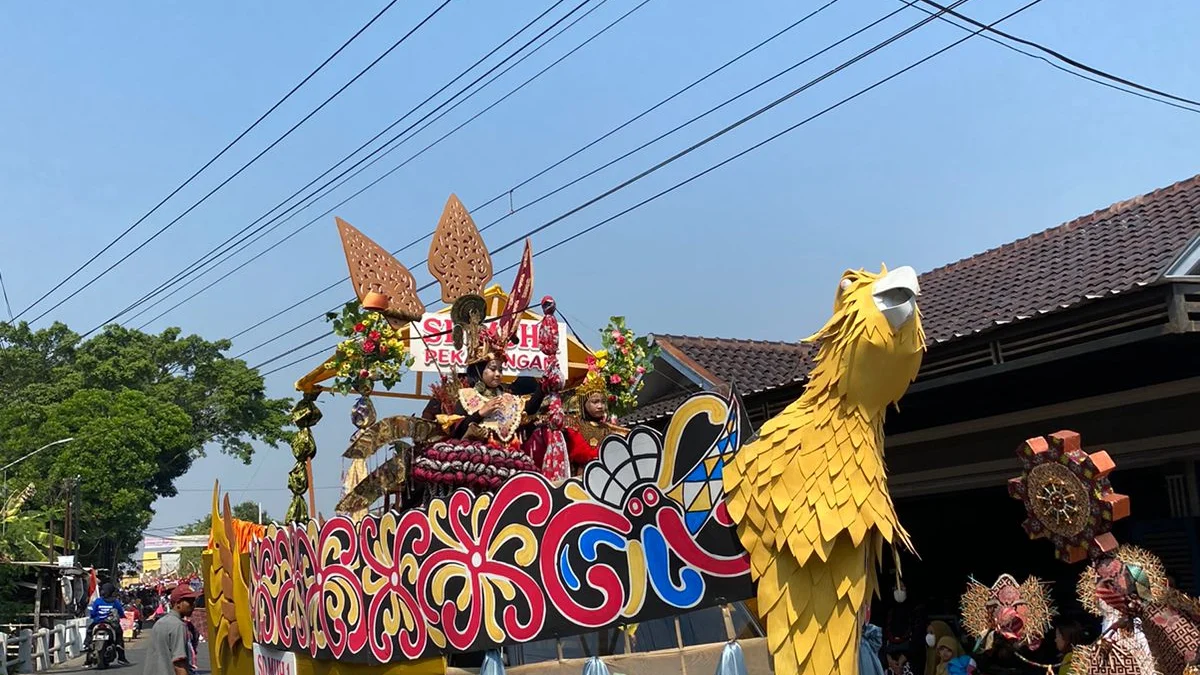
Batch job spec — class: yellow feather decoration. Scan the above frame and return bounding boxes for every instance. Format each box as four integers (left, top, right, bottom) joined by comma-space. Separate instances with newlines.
725, 265, 925, 675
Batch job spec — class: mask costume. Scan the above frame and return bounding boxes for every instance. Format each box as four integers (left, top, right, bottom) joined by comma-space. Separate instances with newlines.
1010, 431, 1200, 675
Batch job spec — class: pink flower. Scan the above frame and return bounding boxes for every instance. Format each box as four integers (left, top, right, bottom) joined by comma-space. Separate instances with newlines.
368, 330, 381, 341
586, 354, 596, 368
362, 340, 377, 354
358, 369, 370, 379
609, 374, 622, 385
354, 322, 366, 333
611, 330, 622, 340
636, 366, 645, 375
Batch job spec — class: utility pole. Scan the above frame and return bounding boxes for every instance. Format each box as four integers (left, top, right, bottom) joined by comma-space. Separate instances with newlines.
62, 478, 71, 556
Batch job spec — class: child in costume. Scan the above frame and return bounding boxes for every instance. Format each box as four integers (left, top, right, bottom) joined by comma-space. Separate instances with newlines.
562, 368, 628, 474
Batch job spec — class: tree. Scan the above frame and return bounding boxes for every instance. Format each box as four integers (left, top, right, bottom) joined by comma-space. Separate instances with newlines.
1, 482, 64, 562
176, 500, 271, 535
0, 321, 292, 570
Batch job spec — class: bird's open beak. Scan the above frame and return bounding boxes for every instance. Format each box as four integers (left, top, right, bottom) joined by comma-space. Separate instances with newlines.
872, 265, 920, 332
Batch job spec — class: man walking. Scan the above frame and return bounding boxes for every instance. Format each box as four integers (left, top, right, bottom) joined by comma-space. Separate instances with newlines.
142, 585, 200, 675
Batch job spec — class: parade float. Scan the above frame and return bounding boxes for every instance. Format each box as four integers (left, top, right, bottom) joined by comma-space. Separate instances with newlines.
202, 193, 927, 675
1009, 430, 1200, 675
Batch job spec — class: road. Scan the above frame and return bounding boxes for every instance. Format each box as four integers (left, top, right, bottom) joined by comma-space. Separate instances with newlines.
53, 627, 210, 675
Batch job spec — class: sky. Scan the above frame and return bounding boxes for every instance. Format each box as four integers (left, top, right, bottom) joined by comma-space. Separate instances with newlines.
1, 0, 1198, 537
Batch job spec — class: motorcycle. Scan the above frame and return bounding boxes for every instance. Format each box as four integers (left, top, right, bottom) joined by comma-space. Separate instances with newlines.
85, 617, 121, 670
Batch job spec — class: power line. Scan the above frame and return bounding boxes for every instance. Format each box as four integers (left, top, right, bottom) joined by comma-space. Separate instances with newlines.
132, 0, 643, 331
913, 0, 1200, 111
85, 0, 585, 333
24, 0, 454, 327
234, 0, 888, 359
255, 0, 1031, 376
0, 266, 13, 321
142, 0, 841, 333
903, 0, 1200, 114
101, 0, 585, 333
14, 0, 406, 323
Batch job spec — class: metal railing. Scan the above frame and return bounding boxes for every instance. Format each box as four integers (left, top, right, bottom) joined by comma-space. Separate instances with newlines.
0, 618, 89, 674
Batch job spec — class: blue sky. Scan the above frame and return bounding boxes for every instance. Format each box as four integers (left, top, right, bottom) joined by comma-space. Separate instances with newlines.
2, 0, 1197, 535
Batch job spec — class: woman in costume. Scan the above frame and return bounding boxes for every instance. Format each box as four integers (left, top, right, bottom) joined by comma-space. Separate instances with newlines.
411, 324, 544, 496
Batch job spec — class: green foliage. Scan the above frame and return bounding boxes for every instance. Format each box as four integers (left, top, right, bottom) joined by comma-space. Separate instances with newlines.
175, 500, 271, 535
0, 321, 293, 569
596, 317, 658, 418
324, 302, 413, 395
177, 547, 204, 576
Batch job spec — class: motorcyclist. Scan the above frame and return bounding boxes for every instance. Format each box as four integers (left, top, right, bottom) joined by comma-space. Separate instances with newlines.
86, 582, 129, 665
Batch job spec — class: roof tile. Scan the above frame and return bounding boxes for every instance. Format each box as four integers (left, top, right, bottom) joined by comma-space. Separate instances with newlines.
917, 174, 1200, 342
629, 173, 1200, 423
654, 334, 816, 392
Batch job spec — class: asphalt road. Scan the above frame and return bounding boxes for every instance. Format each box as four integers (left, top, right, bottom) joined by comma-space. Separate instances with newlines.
53, 627, 210, 675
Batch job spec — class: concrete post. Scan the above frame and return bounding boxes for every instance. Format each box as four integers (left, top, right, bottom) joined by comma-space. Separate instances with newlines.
17, 628, 32, 673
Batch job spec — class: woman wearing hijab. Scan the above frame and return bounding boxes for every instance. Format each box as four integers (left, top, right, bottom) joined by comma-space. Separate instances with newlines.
935, 635, 975, 675
925, 621, 957, 675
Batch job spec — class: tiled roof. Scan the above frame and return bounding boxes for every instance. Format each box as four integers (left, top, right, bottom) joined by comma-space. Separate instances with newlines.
655, 335, 816, 393
627, 173, 1200, 423
918, 174, 1200, 343
624, 336, 815, 424
626, 391, 692, 425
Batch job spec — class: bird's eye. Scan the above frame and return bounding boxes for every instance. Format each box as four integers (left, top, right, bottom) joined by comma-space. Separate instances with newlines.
839, 278, 853, 292
642, 488, 659, 506
628, 498, 643, 516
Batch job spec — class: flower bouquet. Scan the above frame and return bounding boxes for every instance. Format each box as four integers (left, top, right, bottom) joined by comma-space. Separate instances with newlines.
324, 301, 414, 395
593, 316, 657, 418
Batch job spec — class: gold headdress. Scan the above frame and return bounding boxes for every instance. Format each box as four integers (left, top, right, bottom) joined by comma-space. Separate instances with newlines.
577, 369, 608, 400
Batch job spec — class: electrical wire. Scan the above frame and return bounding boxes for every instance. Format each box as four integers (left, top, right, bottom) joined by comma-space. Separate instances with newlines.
99, 0, 584, 333
234, 0, 903, 359
900, 0, 1200, 114
914, 0, 1200, 110
25, 0, 455, 327
11, 0, 407, 323
0, 266, 13, 321
255, 0, 1042, 377
227, 0, 843, 347
131, 0, 645, 330
84, 0, 586, 336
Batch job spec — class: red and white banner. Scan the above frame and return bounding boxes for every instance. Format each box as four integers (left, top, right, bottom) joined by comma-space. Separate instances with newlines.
408, 314, 566, 376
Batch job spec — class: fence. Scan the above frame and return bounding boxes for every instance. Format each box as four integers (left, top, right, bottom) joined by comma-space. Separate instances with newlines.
0, 618, 89, 675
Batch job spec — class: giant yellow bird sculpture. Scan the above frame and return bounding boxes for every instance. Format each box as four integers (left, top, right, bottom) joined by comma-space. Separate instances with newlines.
724, 265, 924, 675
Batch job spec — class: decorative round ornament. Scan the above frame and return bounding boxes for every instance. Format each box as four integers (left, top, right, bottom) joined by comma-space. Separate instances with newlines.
1007, 430, 1130, 563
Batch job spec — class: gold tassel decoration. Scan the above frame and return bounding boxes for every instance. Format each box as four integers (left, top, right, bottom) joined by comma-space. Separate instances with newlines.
286, 394, 322, 523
